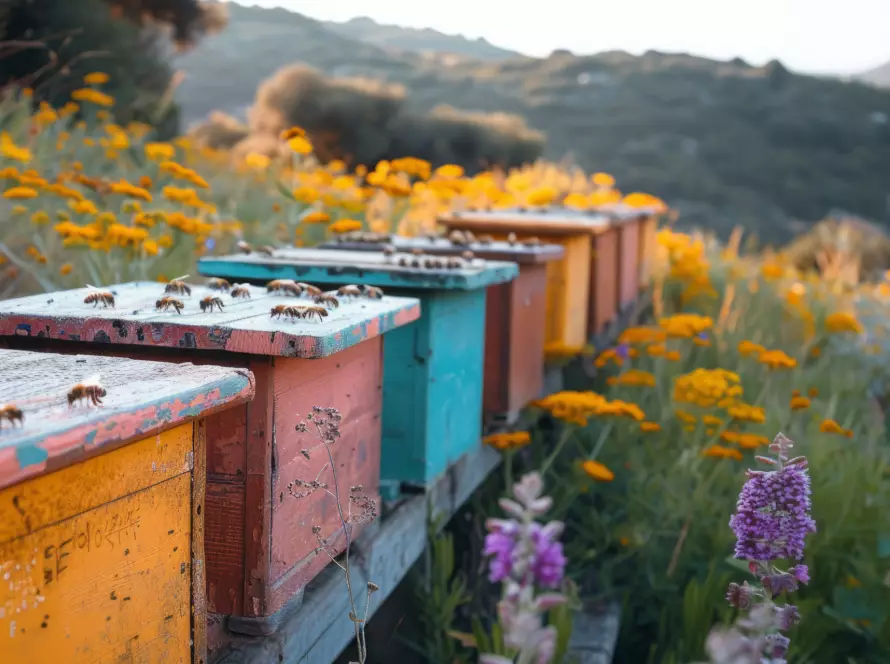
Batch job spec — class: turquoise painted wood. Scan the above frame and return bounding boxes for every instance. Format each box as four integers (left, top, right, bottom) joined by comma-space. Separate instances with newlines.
197, 248, 519, 496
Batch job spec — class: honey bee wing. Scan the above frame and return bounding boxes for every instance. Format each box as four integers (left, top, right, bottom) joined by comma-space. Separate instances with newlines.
171, 274, 190, 282
82, 374, 102, 387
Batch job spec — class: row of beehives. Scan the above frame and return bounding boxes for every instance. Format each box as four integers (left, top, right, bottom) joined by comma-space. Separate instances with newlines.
0, 205, 659, 664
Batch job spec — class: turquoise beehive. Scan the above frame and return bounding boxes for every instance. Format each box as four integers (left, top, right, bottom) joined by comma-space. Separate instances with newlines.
198, 248, 519, 498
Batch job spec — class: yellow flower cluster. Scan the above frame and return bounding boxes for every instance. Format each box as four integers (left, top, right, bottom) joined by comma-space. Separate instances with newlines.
531, 391, 645, 427
673, 369, 743, 408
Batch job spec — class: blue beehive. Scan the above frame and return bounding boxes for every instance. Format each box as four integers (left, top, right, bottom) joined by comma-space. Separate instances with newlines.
198, 248, 519, 498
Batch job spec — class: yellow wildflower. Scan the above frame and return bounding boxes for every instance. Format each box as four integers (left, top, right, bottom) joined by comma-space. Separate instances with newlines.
483, 431, 531, 452
824, 312, 863, 335
819, 419, 853, 438
287, 136, 313, 155
30, 211, 49, 224
609, 369, 656, 388
727, 403, 766, 424
302, 210, 331, 224
84, 72, 109, 85
109, 179, 152, 202
0, 133, 32, 163
581, 460, 615, 482
592, 172, 615, 188
3, 186, 38, 199
59, 263, 73, 276
640, 421, 661, 432
659, 314, 713, 338
71, 88, 114, 107
790, 396, 811, 411
330, 219, 363, 234
702, 445, 743, 461
618, 326, 667, 346
758, 349, 796, 370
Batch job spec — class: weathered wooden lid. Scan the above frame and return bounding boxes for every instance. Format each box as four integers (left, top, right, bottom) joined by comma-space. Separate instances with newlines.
199, 248, 520, 291
438, 207, 614, 235
0, 348, 255, 490
319, 234, 565, 265
0, 281, 420, 358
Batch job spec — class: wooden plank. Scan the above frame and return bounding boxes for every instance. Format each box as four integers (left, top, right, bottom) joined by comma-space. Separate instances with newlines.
0, 425, 195, 664
0, 349, 254, 490
209, 444, 501, 664
0, 281, 421, 359
192, 420, 208, 664
198, 249, 519, 292
320, 235, 566, 265
439, 208, 613, 236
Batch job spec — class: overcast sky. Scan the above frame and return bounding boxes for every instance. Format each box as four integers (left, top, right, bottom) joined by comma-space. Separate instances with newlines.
240, 0, 889, 75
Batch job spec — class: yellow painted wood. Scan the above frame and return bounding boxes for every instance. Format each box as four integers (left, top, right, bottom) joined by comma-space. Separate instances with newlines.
473, 231, 590, 348
0, 425, 197, 664
638, 215, 659, 289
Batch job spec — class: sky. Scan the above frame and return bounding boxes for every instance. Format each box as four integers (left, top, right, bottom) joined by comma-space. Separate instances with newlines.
241, 0, 890, 75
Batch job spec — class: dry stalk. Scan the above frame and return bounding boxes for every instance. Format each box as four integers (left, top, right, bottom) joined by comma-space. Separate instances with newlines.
288, 406, 379, 663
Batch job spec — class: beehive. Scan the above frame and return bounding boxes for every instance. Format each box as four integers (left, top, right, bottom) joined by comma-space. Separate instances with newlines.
0, 348, 254, 664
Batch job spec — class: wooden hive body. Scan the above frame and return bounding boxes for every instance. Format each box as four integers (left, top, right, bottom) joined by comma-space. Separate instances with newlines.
0, 349, 253, 664
319, 235, 565, 418
0, 282, 420, 636
197, 249, 518, 496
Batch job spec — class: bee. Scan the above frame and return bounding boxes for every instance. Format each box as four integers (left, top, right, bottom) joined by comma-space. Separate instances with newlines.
200, 296, 225, 313
237, 241, 252, 254
270, 304, 304, 321
410, 248, 425, 256
507, 232, 517, 245
410, 258, 422, 268
83, 284, 115, 308
522, 236, 542, 247
266, 279, 302, 297
302, 306, 329, 322
206, 278, 231, 291
477, 234, 494, 245
445, 257, 465, 269
68, 375, 106, 408
258, 245, 276, 256
396, 256, 410, 267
464, 230, 476, 242
461, 250, 475, 261
165, 274, 192, 297
361, 285, 384, 299
296, 283, 322, 297
314, 294, 340, 309
0, 404, 23, 428
381, 244, 396, 258
155, 296, 185, 314
448, 230, 469, 246
230, 284, 251, 299
424, 257, 444, 269
338, 284, 363, 298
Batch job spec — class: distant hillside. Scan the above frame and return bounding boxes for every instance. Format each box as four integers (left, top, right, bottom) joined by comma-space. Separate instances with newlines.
173, 3, 890, 243
323, 16, 519, 61
860, 61, 890, 87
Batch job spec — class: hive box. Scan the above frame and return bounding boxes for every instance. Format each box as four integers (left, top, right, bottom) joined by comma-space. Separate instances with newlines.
0, 282, 419, 636
197, 249, 518, 497
438, 208, 625, 341
320, 234, 565, 421
0, 348, 254, 664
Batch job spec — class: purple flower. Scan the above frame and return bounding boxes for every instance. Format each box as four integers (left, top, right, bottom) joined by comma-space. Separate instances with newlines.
483, 520, 518, 583
529, 523, 566, 588
790, 564, 809, 584
729, 464, 816, 561
615, 343, 630, 360
774, 604, 801, 631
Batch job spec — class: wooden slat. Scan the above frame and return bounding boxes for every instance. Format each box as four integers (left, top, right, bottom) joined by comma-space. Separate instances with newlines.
199, 249, 519, 291
0, 348, 254, 490
320, 236, 566, 264
0, 281, 421, 359
439, 208, 613, 236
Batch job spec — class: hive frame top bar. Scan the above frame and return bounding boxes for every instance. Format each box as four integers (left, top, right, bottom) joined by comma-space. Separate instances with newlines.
321, 235, 566, 265
0, 281, 420, 358
199, 247, 520, 290
0, 348, 255, 490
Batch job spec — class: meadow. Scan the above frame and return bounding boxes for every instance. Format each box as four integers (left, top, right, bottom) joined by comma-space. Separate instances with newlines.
1, 76, 889, 663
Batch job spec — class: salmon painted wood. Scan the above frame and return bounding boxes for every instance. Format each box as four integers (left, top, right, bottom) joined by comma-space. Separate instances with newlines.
318, 235, 565, 419
438, 208, 616, 347
0, 282, 421, 637
0, 348, 255, 664
197, 249, 519, 498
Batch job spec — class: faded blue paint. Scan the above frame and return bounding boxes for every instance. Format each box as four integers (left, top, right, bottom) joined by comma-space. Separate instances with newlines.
197, 252, 518, 291
15, 444, 48, 469
84, 430, 97, 445
380, 289, 487, 489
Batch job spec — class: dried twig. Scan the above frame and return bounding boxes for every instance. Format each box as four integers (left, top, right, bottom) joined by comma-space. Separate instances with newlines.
288, 406, 379, 663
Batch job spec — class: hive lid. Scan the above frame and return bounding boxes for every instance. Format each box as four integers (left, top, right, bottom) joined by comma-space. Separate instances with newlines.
0, 348, 255, 490
438, 207, 614, 235
320, 234, 565, 265
199, 248, 520, 291
0, 281, 420, 358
